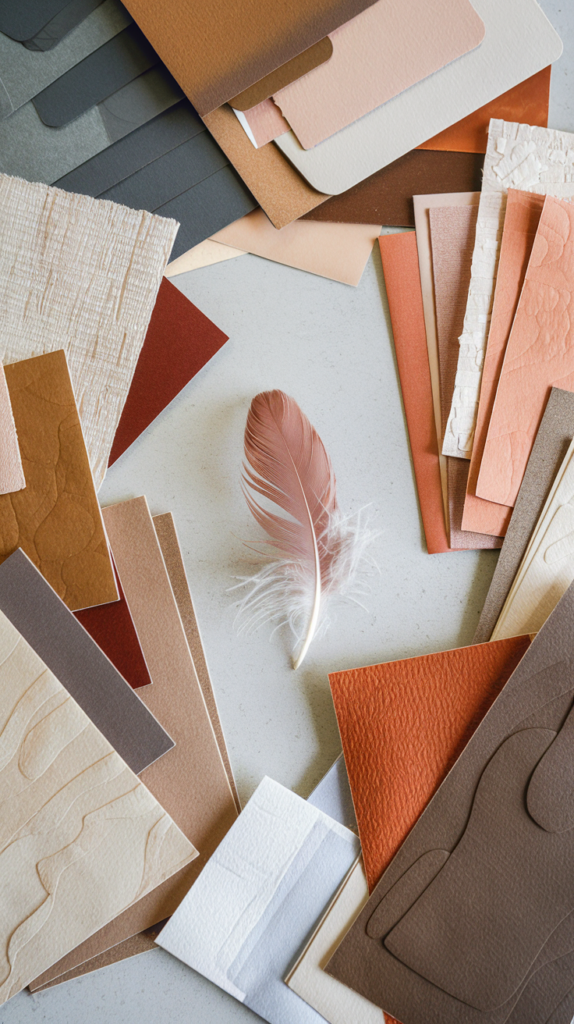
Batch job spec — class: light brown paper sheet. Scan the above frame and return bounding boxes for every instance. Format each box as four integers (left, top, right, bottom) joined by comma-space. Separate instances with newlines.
29, 496, 238, 990
229, 38, 334, 110
0, 351, 118, 611
0, 361, 24, 495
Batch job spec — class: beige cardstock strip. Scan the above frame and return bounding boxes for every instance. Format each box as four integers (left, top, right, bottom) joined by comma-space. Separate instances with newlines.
0, 174, 178, 489
211, 209, 381, 286
165, 239, 247, 277
0, 609, 196, 1006
443, 119, 574, 461
287, 858, 383, 1024
30, 496, 238, 991
0, 362, 24, 495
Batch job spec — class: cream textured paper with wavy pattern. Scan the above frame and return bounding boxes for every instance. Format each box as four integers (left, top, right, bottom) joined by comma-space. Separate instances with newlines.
0, 175, 178, 488
0, 609, 196, 1006
443, 119, 574, 459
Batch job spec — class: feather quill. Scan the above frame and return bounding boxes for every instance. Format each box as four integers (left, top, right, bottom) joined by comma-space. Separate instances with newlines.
235, 390, 375, 669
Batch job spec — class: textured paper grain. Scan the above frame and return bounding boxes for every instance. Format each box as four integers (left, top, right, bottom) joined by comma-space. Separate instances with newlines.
0, 609, 196, 1007
0, 352, 117, 611
165, 239, 246, 276
274, 0, 484, 150
121, 0, 379, 115
0, 548, 174, 776
326, 586, 574, 1024
329, 635, 530, 892
0, 0, 130, 119
274, 0, 562, 195
478, 196, 574, 507
31, 497, 239, 990
108, 279, 229, 467
229, 38, 334, 111
443, 120, 574, 462
0, 175, 177, 490
378, 233, 450, 554
474, 388, 574, 644
286, 859, 383, 1024
462, 190, 544, 536
157, 776, 360, 1022
212, 210, 381, 286
0, 363, 24, 496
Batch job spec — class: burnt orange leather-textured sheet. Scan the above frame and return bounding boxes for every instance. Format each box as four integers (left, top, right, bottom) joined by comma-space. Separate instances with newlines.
329, 634, 531, 892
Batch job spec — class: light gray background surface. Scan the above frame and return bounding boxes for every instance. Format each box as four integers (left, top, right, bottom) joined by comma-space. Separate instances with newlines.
2, 2, 572, 1019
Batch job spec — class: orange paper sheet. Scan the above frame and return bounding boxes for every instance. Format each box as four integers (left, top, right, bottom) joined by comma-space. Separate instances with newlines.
462, 190, 544, 535
478, 196, 574, 508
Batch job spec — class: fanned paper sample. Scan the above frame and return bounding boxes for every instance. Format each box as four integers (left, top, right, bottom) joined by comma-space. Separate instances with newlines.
0, 174, 177, 489
0, 549, 174, 775
273, 0, 484, 150
120, 0, 380, 115
108, 279, 228, 466
17, 0, 107, 52
462, 190, 544, 537
274, 0, 562, 195
0, 352, 118, 611
0, 0, 106, 40
327, 584, 574, 1024
478, 196, 574, 508
329, 635, 530, 891
165, 239, 247, 276
32, 497, 239, 990
0, 608, 196, 1007
0, 364, 25, 496
75, 576, 153, 690
234, 100, 289, 149
378, 233, 450, 554
157, 776, 360, 1022
212, 210, 381, 286
474, 388, 574, 644
443, 119, 574, 462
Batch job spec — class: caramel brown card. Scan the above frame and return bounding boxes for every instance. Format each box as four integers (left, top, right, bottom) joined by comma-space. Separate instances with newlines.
327, 582, 574, 1024
473, 387, 574, 645
0, 351, 117, 611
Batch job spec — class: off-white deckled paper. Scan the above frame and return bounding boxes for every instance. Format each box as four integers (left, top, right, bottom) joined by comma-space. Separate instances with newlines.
492, 438, 574, 640
286, 859, 383, 1024
443, 119, 574, 460
0, 363, 24, 495
157, 776, 360, 1023
0, 609, 196, 1006
0, 175, 178, 489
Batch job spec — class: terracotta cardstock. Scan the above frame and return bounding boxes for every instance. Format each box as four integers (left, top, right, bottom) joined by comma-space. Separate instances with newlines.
0, 608, 196, 1007
327, 584, 574, 1024
0, 548, 174, 776
462, 189, 544, 537
0, 174, 177, 489
0, 352, 117, 611
478, 196, 574, 508
121, 0, 379, 115
0, 363, 25, 495
75, 574, 152, 690
474, 388, 574, 644
30, 497, 239, 990
273, 0, 484, 151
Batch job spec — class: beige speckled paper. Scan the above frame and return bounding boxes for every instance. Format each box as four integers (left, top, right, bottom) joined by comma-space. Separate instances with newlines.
443, 120, 574, 461
0, 609, 196, 1007
0, 174, 178, 489
0, 363, 24, 495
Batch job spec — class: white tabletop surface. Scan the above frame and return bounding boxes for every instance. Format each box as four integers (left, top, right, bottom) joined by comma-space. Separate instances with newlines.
2, 2, 573, 1020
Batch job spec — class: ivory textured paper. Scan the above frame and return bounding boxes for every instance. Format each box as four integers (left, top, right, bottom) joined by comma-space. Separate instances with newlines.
462, 190, 544, 536
157, 777, 360, 1022
478, 196, 574, 508
0, 352, 117, 611
0, 175, 177, 490
0, 364, 24, 496
274, 0, 562, 195
0, 608, 196, 1007
329, 635, 531, 891
273, 0, 484, 151
0, 548, 174, 775
443, 120, 574, 462
211, 210, 381, 286
165, 239, 247, 275
474, 388, 574, 644
31, 497, 239, 989
286, 859, 383, 1024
